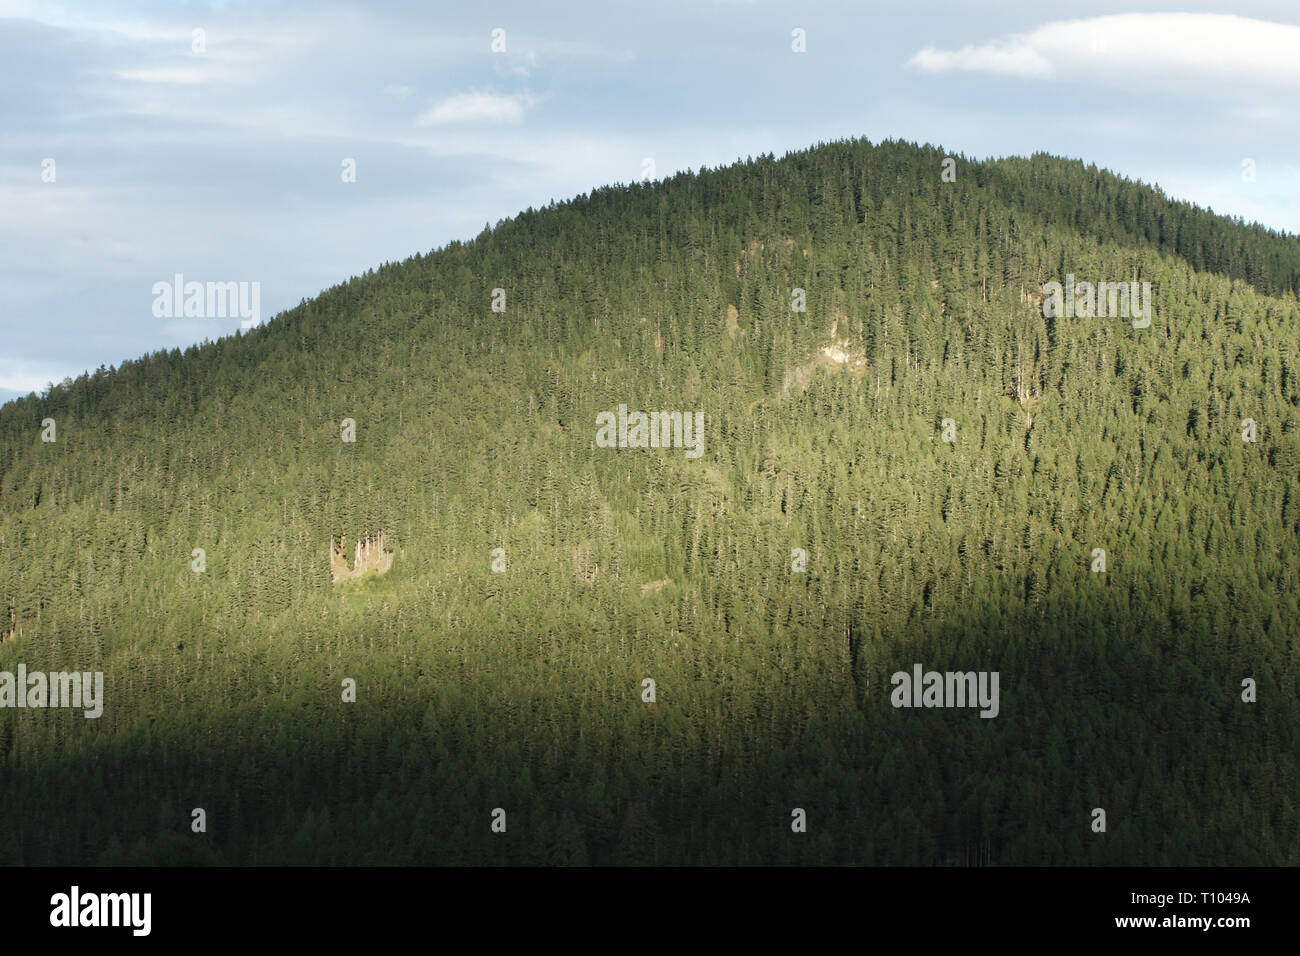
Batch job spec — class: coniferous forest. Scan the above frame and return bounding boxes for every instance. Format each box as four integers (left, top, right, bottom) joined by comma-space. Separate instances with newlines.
1, 138, 1297, 865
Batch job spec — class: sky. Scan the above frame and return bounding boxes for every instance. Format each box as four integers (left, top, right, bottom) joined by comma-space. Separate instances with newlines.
2, 0, 1299, 404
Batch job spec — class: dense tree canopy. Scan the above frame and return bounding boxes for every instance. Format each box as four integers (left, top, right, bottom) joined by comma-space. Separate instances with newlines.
0, 138, 1296, 864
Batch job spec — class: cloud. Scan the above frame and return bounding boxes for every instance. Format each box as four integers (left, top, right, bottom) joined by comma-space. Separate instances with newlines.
381, 83, 413, 100
1152, 169, 1300, 236
114, 67, 208, 84
416, 91, 535, 126
908, 41, 1051, 78
500, 50, 539, 78
0, 357, 62, 396
907, 13, 1300, 83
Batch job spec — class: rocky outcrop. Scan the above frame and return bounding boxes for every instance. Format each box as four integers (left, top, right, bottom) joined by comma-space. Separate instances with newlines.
330, 532, 393, 584
782, 313, 868, 394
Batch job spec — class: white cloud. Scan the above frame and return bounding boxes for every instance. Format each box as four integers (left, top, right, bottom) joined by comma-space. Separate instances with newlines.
500, 51, 539, 78
0, 358, 63, 395
416, 91, 535, 126
907, 14, 1300, 83
381, 83, 413, 100
114, 67, 208, 84
908, 41, 1051, 77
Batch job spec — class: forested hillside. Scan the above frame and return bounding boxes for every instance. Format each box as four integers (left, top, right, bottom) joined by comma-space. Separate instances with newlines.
1, 138, 1296, 864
